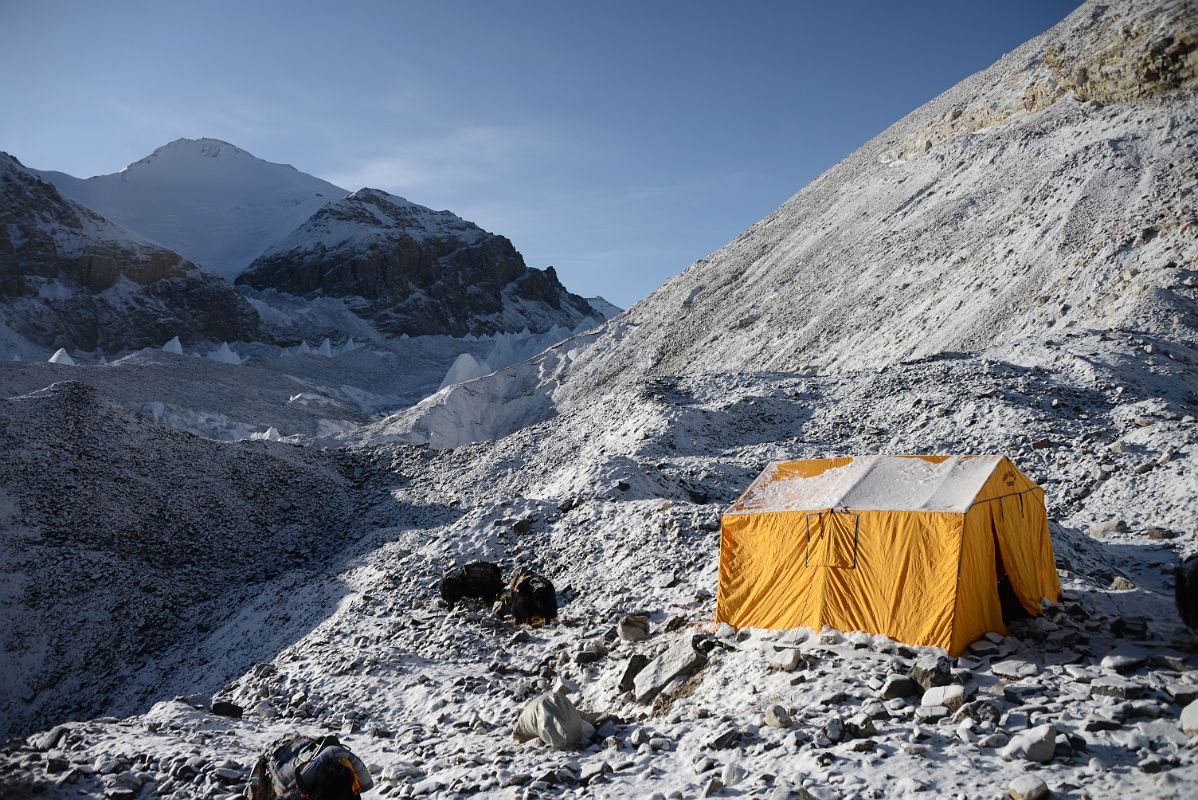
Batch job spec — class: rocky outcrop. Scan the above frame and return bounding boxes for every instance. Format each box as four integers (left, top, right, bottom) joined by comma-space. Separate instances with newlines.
0, 152, 260, 352
236, 188, 596, 337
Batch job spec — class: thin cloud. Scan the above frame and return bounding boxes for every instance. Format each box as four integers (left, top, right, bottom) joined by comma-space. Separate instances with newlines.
324, 126, 552, 198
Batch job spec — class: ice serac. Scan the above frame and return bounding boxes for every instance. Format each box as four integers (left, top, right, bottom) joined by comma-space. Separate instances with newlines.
34, 138, 348, 279
236, 188, 598, 337
0, 152, 261, 353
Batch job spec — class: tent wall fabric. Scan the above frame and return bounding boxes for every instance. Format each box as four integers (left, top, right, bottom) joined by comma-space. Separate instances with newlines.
716, 455, 1061, 655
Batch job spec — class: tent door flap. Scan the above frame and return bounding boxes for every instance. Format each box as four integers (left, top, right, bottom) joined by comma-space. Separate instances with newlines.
804, 510, 860, 569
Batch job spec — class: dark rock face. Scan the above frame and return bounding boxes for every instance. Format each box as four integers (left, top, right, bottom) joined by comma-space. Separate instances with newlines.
0, 152, 260, 352
236, 188, 595, 337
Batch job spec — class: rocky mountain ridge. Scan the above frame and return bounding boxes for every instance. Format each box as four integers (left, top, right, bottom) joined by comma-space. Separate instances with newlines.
0, 152, 260, 353
237, 187, 598, 338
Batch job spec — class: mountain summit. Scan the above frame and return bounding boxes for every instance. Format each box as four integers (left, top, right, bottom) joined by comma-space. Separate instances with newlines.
0, 152, 260, 352
34, 138, 348, 279
236, 187, 598, 337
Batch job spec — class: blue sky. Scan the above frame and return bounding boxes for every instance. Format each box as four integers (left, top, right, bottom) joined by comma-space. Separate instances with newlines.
0, 1, 1080, 308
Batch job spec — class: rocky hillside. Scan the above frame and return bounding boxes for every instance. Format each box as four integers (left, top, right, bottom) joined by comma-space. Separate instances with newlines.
567, 0, 1197, 383
35, 138, 348, 280
236, 188, 598, 337
377, 0, 1197, 448
0, 152, 260, 353
0, 380, 387, 738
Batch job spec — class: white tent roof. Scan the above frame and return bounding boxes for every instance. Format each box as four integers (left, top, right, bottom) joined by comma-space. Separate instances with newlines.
726, 455, 1008, 515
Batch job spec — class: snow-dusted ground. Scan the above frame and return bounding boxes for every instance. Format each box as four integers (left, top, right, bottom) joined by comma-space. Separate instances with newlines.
1, 1, 1195, 798
1, 338, 1195, 798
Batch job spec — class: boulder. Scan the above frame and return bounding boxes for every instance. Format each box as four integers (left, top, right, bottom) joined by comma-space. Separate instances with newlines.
765, 705, 791, 729
953, 698, 1002, 726
1002, 723, 1057, 763
1165, 683, 1198, 707
992, 660, 1038, 680
1099, 648, 1146, 673
908, 654, 952, 690
618, 615, 650, 642
513, 691, 584, 748
768, 647, 805, 672
633, 636, 707, 703
921, 685, 966, 713
879, 675, 920, 700
1008, 774, 1048, 800
1089, 675, 1144, 700
1182, 699, 1198, 736
618, 654, 650, 693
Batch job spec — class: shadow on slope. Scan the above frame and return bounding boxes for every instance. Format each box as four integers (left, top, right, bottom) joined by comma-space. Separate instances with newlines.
0, 381, 455, 738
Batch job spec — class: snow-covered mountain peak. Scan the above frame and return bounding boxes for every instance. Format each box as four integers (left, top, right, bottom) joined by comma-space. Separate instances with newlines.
0, 151, 261, 351
121, 137, 263, 173
34, 140, 349, 279
260, 186, 487, 258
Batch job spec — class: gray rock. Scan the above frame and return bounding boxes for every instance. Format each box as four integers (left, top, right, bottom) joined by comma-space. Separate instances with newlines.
1090, 675, 1144, 700
1099, 649, 1146, 673
1088, 520, 1128, 537
768, 647, 805, 672
969, 639, 999, 656
978, 732, 1009, 748
580, 762, 613, 786
861, 699, 890, 720
1063, 664, 1096, 683
908, 654, 952, 690
953, 698, 1002, 726
633, 636, 707, 703
822, 716, 844, 743
707, 728, 744, 750
1182, 699, 1198, 736
1146, 527, 1177, 540
1165, 683, 1198, 707
1008, 774, 1048, 800
618, 654, 650, 693
845, 713, 876, 739
1002, 723, 1057, 763
765, 705, 791, 729
618, 615, 650, 643
575, 643, 609, 665
213, 767, 242, 783
879, 675, 920, 699
921, 685, 965, 712
914, 705, 948, 721
1003, 681, 1044, 705
992, 659, 1038, 680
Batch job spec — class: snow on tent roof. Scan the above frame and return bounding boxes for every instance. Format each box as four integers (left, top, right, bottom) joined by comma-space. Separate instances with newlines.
726, 455, 1007, 515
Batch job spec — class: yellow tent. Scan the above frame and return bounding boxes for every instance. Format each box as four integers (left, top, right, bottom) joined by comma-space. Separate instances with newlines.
716, 455, 1060, 655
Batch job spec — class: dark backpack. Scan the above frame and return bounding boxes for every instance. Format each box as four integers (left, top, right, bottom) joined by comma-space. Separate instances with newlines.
248, 734, 373, 800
